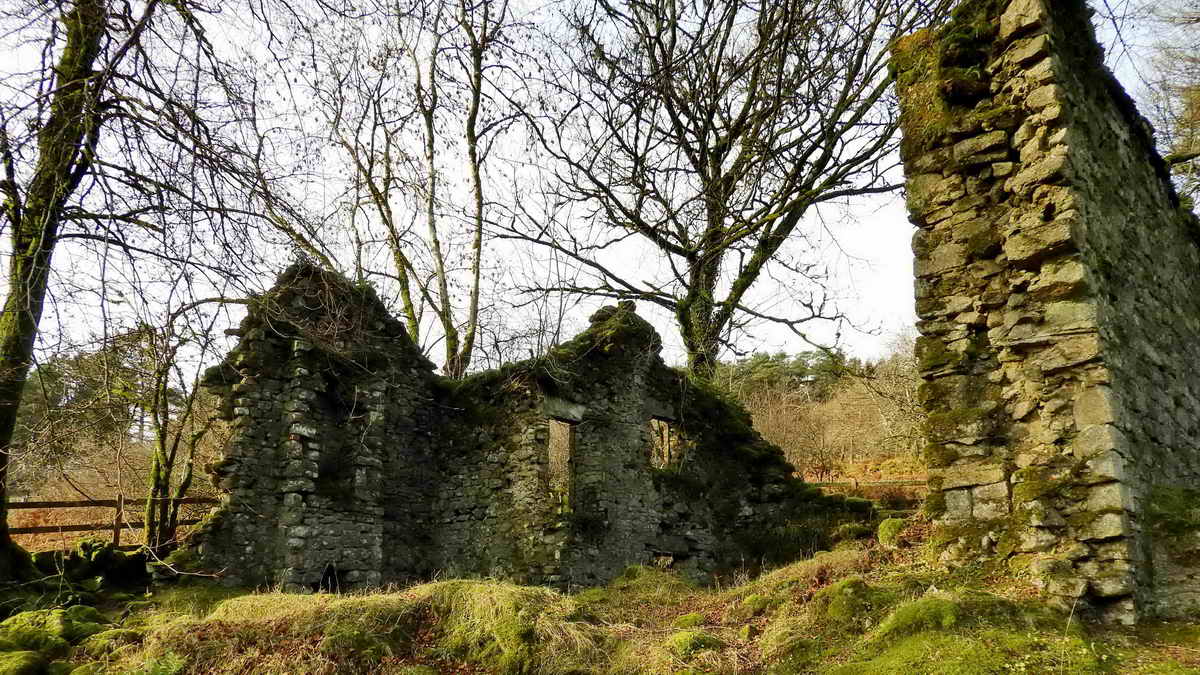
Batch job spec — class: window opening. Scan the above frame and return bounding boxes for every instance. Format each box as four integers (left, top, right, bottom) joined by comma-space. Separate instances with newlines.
650, 418, 674, 469
548, 418, 576, 508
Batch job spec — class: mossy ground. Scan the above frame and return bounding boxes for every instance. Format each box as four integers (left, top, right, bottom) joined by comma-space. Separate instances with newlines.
3, 524, 1198, 673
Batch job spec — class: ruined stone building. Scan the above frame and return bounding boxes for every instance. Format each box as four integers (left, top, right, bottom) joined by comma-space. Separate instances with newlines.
189, 264, 863, 592
896, 0, 1200, 622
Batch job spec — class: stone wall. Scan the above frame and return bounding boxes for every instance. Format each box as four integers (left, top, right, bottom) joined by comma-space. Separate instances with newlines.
190, 264, 868, 592
896, 0, 1200, 623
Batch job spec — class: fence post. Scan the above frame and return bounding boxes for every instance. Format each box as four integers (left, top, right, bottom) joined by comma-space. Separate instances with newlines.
112, 494, 124, 548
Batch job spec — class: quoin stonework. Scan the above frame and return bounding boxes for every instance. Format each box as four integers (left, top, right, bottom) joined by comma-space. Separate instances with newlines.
188, 264, 867, 593
896, 0, 1200, 623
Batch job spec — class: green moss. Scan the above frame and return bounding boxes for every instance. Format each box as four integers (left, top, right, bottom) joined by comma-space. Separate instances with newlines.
925, 406, 993, 443
671, 612, 705, 628
915, 336, 955, 373
318, 628, 392, 662
0, 651, 48, 675
891, 0, 1015, 160
665, 630, 723, 658
892, 30, 953, 160
829, 629, 1101, 675
62, 606, 102, 626
842, 498, 876, 515
743, 594, 772, 615
80, 628, 143, 658
925, 443, 960, 469
878, 518, 907, 549
0, 609, 94, 653
923, 488, 948, 519
808, 578, 890, 628
1011, 467, 1061, 503
1147, 487, 1200, 538
871, 594, 962, 643
833, 523, 874, 542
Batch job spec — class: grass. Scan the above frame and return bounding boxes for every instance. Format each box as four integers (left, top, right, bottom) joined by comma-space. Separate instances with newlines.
8, 522, 1199, 674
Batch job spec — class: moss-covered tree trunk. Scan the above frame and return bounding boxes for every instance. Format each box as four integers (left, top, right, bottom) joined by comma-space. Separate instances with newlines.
0, 0, 106, 581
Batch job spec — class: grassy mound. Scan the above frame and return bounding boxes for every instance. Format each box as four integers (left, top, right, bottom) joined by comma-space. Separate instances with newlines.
9, 519, 1197, 673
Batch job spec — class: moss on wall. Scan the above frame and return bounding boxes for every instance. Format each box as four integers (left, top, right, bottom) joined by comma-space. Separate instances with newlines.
890, 0, 1011, 160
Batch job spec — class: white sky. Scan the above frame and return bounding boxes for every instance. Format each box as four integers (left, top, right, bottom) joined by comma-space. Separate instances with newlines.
0, 1, 1168, 372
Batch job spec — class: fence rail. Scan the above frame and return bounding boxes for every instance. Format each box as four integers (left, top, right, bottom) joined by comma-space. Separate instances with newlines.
810, 479, 928, 489
8, 496, 217, 546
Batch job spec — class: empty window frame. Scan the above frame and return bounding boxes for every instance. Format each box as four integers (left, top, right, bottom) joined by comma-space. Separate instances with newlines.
649, 418, 675, 469
548, 418, 576, 506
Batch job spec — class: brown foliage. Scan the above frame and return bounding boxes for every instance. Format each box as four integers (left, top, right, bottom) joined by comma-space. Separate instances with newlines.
738, 334, 926, 483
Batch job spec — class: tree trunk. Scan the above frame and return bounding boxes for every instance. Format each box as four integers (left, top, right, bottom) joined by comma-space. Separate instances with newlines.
0, 0, 106, 581
445, 30, 488, 381
678, 239, 725, 379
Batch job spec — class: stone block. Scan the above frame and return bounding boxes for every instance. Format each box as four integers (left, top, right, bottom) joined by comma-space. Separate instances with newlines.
915, 241, 969, 278
1028, 258, 1086, 300
1009, 34, 1050, 65
1084, 482, 1129, 513
1072, 423, 1121, 459
1000, 0, 1046, 41
1090, 572, 1135, 598
1073, 386, 1114, 428
939, 464, 1007, 490
1046, 575, 1087, 598
1017, 527, 1059, 552
952, 131, 1009, 164
1027, 84, 1064, 111
1006, 146, 1069, 194
1078, 513, 1126, 541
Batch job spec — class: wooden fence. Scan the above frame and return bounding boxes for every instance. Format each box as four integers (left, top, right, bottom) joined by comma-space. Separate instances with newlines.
8, 481, 924, 550
8, 496, 217, 549
810, 479, 927, 490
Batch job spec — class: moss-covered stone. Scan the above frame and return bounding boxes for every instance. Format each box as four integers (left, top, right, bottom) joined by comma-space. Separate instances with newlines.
0, 608, 109, 653
809, 578, 885, 628
923, 487, 948, 519
743, 594, 771, 615
61, 607, 101, 627
671, 612, 704, 629
0, 651, 47, 675
871, 594, 962, 643
0, 612, 70, 655
664, 630, 722, 658
317, 629, 392, 661
924, 443, 960, 470
79, 629, 143, 658
878, 518, 907, 549
891, 0, 1011, 160
833, 523, 874, 542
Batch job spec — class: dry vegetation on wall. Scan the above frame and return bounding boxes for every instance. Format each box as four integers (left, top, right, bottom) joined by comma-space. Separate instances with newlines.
720, 333, 926, 485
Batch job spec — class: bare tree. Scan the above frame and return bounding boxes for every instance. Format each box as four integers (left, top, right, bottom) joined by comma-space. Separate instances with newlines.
0, 0, 293, 579
273, 0, 526, 378
1133, 0, 1200, 201
504, 0, 948, 377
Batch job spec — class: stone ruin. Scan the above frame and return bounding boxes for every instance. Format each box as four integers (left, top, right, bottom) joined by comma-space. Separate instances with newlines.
188, 263, 868, 592
896, 0, 1200, 622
